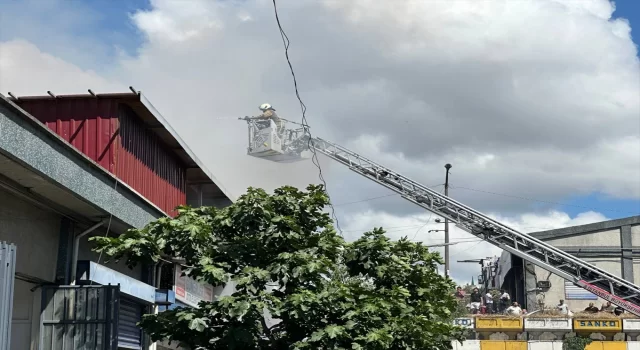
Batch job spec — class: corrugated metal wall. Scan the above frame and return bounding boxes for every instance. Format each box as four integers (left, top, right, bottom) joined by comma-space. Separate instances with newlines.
18, 99, 119, 172
16, 98, 186, 216
40, 285, 120, 350
118, 105, 185, 217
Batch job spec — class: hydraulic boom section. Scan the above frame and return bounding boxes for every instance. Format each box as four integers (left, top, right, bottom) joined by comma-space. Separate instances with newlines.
240, 118, 640, 316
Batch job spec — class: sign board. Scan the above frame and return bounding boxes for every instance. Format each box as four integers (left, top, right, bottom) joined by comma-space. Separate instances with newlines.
573, 319, 621, 331
453, 318, 475, 329
565, 281, 598, 300
174, 265, 214, 308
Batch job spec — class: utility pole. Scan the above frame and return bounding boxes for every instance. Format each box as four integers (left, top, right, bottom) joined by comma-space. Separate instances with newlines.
444, 163, 452, 278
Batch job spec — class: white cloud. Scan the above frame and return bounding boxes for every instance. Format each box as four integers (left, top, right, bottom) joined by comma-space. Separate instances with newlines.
0, 40, 124, 94
341, 208, 609, 283
132, 0, 225, 43
0, 0, 638, 278
489, 210, 609, 233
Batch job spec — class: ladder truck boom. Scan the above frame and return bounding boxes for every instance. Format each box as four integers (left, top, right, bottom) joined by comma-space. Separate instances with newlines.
241, 117, 640, 316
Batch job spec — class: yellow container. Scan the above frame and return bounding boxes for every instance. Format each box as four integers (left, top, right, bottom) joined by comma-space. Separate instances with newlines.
475, 317, 524, 331
584, 341, 626, 350
573, 319, 622, 332
479, 340, 527, 350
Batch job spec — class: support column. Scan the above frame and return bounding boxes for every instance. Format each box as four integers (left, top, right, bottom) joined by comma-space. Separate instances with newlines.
523, 261, 539, 311
620, 225, 633, 282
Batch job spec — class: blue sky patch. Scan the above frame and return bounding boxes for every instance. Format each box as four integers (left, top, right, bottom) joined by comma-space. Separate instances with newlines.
559, 192, 640, 219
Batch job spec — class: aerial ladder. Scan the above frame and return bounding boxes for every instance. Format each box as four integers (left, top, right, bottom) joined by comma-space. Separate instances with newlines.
240, 117, 640, 316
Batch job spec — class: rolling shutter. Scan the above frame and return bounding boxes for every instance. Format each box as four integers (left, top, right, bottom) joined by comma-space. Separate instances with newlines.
118, 298, 142, 349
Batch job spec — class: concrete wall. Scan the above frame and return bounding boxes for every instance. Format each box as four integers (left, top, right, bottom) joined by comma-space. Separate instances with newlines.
0, 188, 149, 350
527, 223, 640, 313
532, 257, 622, 311
0, 188, 61, 350
548, 228, 622, 247
77, 231, 143, 280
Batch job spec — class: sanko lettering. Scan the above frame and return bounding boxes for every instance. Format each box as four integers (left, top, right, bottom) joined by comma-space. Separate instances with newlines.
578, 321, 618, 327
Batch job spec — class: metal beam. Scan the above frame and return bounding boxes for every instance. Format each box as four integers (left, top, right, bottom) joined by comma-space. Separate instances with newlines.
621, 225, 634, 282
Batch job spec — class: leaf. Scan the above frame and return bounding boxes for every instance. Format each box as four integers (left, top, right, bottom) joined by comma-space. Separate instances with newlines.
325, 325, 343, 339
188, 318, 207, 332
89, 184, 464, 349
310, 330, 325, 342
229, 300, 251, 319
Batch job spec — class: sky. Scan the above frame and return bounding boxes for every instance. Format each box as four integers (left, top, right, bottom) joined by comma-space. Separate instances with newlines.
0, 0, 639, 285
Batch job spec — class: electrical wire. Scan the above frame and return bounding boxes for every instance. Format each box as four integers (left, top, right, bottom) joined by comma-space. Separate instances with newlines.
334, 193, 398, 207
333, 184, 444, 207
412, 215, 432, 241
450, 185, 640, 215
271, 0, 342, 235
341, 223, 430, 233
457, 240, 485, 253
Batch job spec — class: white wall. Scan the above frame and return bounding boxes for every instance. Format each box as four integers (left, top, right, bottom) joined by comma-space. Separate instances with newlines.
0, 188, 60, 350
546, 229, 622, 247
533, 228, 624, 312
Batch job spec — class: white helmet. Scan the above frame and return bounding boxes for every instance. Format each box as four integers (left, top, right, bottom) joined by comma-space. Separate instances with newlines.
259, 103, 273, 111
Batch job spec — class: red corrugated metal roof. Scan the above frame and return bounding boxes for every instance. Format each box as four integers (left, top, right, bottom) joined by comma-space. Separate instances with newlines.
8, 89, 234, 202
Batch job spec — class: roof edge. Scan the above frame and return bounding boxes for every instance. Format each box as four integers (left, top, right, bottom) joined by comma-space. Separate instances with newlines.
531, 215, 640, 241
137, 93, 236, 202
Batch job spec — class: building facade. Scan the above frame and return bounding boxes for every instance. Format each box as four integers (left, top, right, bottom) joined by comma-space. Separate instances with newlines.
492, 215, 640, 312
0, 91, 233, 350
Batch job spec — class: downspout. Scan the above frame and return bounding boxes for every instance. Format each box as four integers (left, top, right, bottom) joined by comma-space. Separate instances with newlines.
155, 262, 164, 288
70, 221, 105, 285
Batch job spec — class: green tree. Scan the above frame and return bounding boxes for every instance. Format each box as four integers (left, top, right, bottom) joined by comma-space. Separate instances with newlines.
92, 185, 465, 349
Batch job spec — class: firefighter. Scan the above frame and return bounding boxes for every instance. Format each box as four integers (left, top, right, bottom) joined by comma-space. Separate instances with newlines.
251, 103, 283, 132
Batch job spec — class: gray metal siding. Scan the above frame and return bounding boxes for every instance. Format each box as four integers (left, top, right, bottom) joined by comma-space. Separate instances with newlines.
0, 242, 16, 350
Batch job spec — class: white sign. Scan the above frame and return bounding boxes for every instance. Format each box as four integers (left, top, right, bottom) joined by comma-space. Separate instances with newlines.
565, 281, 598, 300
174, 265, 214, 308
453, 318, 475, 329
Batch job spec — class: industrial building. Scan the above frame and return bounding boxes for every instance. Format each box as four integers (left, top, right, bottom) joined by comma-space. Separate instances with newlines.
0, 90, 232, 350
492, 215, 640, 312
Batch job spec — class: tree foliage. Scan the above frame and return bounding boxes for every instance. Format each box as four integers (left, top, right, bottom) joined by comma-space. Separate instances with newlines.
92, 184, 465, 349
563, 336, 593, 350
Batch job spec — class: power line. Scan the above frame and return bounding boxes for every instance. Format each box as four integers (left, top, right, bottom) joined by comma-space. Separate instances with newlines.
457, 240, 485, 253
450, 185, 639, 215
333, 184, 444, 207
334, 193, 398, 207
271, 0, 342, 236
341, 221, 564, 236
412, 213, 432, 240
341, 223, 428, 233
